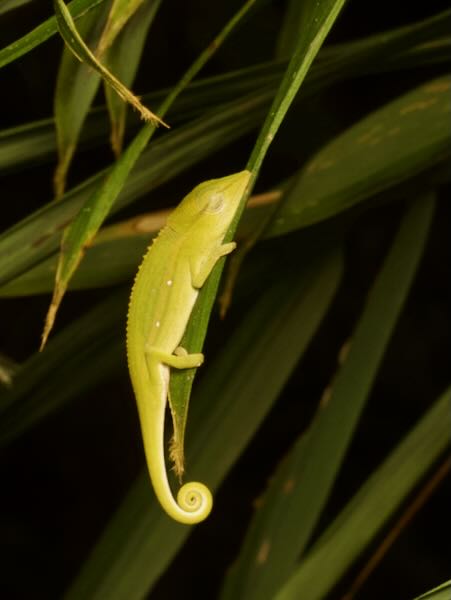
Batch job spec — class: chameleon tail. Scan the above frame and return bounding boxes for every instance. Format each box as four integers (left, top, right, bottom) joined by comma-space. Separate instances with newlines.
140, 378, 212, 525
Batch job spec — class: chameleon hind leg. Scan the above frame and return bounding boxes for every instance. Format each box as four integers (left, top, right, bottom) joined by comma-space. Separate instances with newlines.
144, 345, 205, 492
145, 346, 204, 369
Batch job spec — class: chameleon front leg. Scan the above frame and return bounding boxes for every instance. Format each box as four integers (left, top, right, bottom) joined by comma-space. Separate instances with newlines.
142, 346, 212, 525
191, 242, 236, 288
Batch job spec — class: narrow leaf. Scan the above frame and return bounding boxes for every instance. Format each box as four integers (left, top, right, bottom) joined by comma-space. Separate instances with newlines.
0, 191, 279, 296
0, 89, 272, 287
275, 386, 451, 600
2, 74, 448, 296
3, 75, 449, 302
0, 60, 278, 173
223, 6, 451, 305
0, 61, 278, 174
414, 581, 451, 600
246, 0, 347, 178
0, 0, 33, 15
40, 0, 260, 349
53, 0, 167, 127
53, 0, 109, 197
0, 290, 128, 444
0, 0, 106, 68
0, 353, 20, 388
276, 0, 307, 58
2, 7, 449, 171
221, 192, 435, 600
97, 0, 145, 56
171, 0, 347, 430
64, 249, 343, 600
266, 76, 451, 236
102, 0, 162, 156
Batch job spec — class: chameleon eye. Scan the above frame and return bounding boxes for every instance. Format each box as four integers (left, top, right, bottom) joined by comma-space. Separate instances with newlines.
205, 192, 225, 214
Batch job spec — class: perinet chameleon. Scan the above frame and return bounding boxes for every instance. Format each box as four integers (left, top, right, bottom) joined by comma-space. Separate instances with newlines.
126, 171, 251, 524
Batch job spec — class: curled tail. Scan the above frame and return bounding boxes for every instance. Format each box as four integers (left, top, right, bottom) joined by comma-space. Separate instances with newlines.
175, 481, 213, 523
140, 381, 212, 525
145, 436, 213, 525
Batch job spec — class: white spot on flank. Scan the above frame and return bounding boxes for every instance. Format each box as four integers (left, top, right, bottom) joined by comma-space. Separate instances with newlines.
155, 321, 161, 328
166, 280, 173, 286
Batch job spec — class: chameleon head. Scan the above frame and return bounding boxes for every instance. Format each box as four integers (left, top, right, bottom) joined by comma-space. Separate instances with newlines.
168, 170, 251, 234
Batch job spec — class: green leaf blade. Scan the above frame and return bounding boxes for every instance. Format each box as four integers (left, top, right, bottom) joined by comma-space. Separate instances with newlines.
414, 581, 451, 600
275, 387, 451, 600
0, 290, 128, 443
64, 250, 343, 600
267, 76, 451, 236
221, 192, 436, 600
41, 0, 263, 346
103, 0, 162, 155
0, 88, 272, 287
53, 0, 166, 128
97, 0, 146, 56
0, 0, 106, 68
53, 0, 109, 197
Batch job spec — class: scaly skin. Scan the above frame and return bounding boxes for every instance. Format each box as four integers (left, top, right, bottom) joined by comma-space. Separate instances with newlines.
126, 171, 251, 524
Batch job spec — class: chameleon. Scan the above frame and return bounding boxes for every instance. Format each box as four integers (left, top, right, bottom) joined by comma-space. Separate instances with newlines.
126, 170, 251, 524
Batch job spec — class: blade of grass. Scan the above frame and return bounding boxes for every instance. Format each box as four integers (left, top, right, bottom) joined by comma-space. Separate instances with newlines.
1, 0, 449, 75
215, 75, 451, 307
102, 0, 162, 156
0, 289, 128, 444
2, 73, 449, 297
245, 0, 347, 184
219, 23, 451, 313
414, 581, 451, 600
169, 0, 347, 450
64, 248, 343, 600
341, 457, 451, 600
0, 224, 153, 296
0, 61, 280, 172
221, 192, 436, 600
276, 0, 307, 58
0, 87, 272, 287
0, 0, 33, 15
274, 387, 451, 600
220, 7, 451, 311
0, 190, 280, 297
0, 353, 20, 388
53, 0, 166, 129
3, 72, 449, 300
54, 0, 162, 195
0, 229, 331, 444
382, 38, 451, 71
97, 0, 145, 56
53, 0, 109, 197
265, 76, 451, 236
0, 0, 106, 68
2, 18, 449, 291
40, 0, 261, 349
2, 6, 450, 173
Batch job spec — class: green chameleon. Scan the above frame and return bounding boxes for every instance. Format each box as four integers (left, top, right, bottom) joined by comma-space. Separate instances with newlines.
126, 171, 251, 524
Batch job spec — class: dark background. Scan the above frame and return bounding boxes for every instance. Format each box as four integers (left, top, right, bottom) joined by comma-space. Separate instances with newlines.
0, 1, 450, 598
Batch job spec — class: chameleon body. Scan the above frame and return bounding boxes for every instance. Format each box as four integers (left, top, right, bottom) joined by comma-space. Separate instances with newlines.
126, 171, 251, 524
